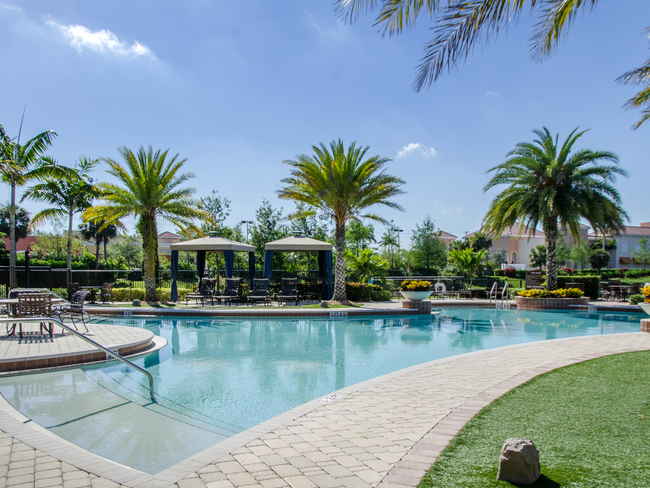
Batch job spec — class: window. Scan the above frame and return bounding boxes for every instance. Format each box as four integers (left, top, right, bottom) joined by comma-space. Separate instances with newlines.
622, 243, 628, 252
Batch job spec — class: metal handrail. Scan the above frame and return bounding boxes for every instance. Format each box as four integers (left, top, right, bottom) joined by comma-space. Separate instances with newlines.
0, 317, 155, 400
489, 282, 498, 307
501, 282, 509, 306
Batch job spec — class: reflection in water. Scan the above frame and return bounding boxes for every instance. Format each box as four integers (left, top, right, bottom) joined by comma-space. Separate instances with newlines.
91, 309, 641, 430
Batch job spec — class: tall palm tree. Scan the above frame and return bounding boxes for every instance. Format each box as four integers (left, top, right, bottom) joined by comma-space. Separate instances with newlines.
98, 223, 118, 265
379, 228, 399, 268
22, 157, 101, 286
483, 127, 628, 290
0, 122, 63, 287
335, 1, 649, 129
278, 140, 405, 303
83, 146, 209, 303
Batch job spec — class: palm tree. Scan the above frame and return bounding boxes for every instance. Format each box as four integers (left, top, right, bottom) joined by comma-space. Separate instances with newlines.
335, 1, 650, 129
278, 140, 405, 303
483, 127, 628, 290
83, 146, 209, 303
79, 220, 103, 269
379, 228, 399, 268
0, 122, 63, 287
98, 223, 118, 265
22, 157, 101, 286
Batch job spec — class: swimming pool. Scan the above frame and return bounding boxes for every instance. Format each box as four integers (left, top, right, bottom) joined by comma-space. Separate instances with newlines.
0, 308, 642, 474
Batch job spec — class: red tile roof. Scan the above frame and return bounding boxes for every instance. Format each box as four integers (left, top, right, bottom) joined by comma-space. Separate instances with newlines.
589, 226, 650, 237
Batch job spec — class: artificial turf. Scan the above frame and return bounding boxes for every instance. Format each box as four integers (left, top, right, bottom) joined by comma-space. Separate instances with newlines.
419, 350, 650, 487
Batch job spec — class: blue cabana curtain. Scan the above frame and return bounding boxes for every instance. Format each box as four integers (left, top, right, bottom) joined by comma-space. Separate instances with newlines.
170, 250, 179, 301
224, 250, 235, 278
196, 250, 206, 286
248, 252, 256, 287
318, 250, 333, 300
263, 250, 274, 279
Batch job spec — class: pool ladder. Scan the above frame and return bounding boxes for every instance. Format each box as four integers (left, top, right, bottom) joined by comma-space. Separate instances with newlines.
489, 282, 510, 309
0, 317, 155, 400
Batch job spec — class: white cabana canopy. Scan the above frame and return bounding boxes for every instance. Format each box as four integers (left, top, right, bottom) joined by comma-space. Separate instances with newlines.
264, 235, 333, 252
171, 236, 254, 253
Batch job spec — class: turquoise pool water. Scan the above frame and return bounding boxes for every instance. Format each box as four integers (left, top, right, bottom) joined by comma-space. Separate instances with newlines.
0, 308, 641, 474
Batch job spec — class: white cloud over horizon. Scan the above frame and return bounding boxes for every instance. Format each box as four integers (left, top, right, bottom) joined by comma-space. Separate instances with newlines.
396, 142, 437, 159
0, 3, 21, 11
47, 19, 156, 59
486, 91, 498, 97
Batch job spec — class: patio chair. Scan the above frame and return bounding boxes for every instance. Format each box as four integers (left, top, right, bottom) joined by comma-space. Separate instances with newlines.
68, 282, 80, 301
452, 280, 472, 299
101, 283, 114, 304
599, 282, 612, 301
9, 293, 54, 338
212, 278, 242, 306
53, 290, 90, 332
247, 279, 271, 306
276, 278, 299, 306
186, 278, 217, 306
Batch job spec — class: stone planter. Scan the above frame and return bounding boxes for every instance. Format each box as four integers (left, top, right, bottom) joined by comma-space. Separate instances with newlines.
399, 290, 432, 301
515, 296, 590, 310
640, 302, 650, 316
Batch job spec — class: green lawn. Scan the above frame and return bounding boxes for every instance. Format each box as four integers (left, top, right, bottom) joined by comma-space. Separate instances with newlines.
419, 351, 650, 488
91, 302, 361, 310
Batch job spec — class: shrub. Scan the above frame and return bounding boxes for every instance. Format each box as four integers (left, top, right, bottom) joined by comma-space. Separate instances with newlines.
493, 269, 504, 277
345, 282, 382, 301
503, 268, 516, 278
556, 276, 600, 299
629, 294, 645, 305
518, 288, 584, 298
371, 290, 391, 301
642, 285, 650, 301
625, 269, 650, 278
399, 280, 432, 291
562, 267, 574, 275
111, 287, 190, 302
599, 268, 622, 279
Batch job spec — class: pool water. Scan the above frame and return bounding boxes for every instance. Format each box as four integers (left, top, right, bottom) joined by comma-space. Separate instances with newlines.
0, 308, 641, 474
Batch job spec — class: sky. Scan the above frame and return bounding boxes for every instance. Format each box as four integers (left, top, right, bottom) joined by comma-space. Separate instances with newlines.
0, 0, 648, 244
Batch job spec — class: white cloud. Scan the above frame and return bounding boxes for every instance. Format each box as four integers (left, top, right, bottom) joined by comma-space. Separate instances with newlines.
486, 91, 498, 97
396, 143, 437, 159
457, 207, 463, 212
308, 14, 349, 42
0, 3, 21, 11
441, 210, 450, 214
47, 19, 156, 59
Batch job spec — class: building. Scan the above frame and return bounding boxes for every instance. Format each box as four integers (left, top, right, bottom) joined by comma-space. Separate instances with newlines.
158, 232, 181, 261
435, 230, 457, 246
589, 223, 650, 268
1, 236, 38, 253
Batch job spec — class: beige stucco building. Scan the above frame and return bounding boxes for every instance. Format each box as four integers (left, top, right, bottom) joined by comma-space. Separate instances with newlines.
589, 222, 650, 268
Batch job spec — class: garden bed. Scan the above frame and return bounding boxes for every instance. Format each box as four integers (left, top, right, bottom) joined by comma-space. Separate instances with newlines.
515, 296, 590, 310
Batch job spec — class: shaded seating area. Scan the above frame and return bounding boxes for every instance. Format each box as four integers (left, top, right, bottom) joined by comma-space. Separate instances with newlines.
247, 279, 271, 306
170, 235, 256, 304
185, 278, 217, 306
263, 235, 333, 302
213, 278, 242, 306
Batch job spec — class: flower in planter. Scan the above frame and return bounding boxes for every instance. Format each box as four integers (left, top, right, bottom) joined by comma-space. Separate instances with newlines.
399, 280, 432, 291
517, 288, 584, 298
642, 285, 650, 302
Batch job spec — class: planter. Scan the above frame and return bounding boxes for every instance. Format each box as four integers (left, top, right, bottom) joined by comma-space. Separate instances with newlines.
515, 296, 589, 310
640, 302, 650, 316
400, 290, 432, 301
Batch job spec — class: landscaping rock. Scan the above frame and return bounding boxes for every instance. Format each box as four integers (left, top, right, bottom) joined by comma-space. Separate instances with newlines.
132, 299, 141, 307
320, 301, 329, 308
497, 438, 540, 485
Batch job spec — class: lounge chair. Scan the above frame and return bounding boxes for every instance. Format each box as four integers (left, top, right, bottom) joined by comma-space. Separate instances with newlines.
213, 278, 242, 306
247, 279, 271, 306
276, 278, 299, 306
53, 291, 90, 332
10, 293, 54, 338
101, 283, 114, 304
186, 278, 217, 306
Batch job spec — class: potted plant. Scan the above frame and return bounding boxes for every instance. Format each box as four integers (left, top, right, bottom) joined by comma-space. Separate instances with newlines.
639, 285, 650, 315
399, 280, 432, 301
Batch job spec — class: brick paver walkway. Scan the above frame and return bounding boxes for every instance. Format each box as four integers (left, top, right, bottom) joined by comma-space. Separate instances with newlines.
0, 332, 648, 488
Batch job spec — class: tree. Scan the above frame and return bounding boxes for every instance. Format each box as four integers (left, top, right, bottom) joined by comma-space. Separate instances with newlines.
22, 157, 101, 286
570, 241, 592, 270
410, 215, 447, 273
84, 146, 209, 302
98, 223, 118, 264
483, 127, 628, 290
0, 204, 29, 243
448, 248, 486, 289
249, 199, 290, 270
346, 249, 389, 283
0, 122, 67, 287
449, 239, 469, 252
346, 220, 376, 255
199, 190, 231, 234
278, 140, 405, 303
529, 245, 547, 270
467, 231, 492, 251
590, 249, 610, 271
79, 220, 103, 269
335, 1, 650, 129
32, 218, 84, 261
633, 237, 650, 270
107, 236, 144, 269
485, 248, 507, 268
288, 202, 330, 272
378, 228, 399, 268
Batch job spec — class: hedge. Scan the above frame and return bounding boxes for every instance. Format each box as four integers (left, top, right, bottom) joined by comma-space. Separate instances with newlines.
371, 290, 391, 301
109, 288, 191, 302
557, 275, 600, 299
346, 282, 383, 302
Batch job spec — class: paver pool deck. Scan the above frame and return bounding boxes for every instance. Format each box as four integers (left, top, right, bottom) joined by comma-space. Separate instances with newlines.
0, 326, 648, 488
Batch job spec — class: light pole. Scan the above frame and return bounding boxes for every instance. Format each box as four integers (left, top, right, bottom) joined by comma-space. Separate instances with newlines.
240, 220, 253, 241
395, 228, 403, 248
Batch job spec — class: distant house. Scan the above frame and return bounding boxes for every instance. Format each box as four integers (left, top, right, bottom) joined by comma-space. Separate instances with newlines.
435, 230, 457, 246
589, 223, 650, 268
158, 231, 181, 261
1, 236, 38, 253
468, 222, 589, 270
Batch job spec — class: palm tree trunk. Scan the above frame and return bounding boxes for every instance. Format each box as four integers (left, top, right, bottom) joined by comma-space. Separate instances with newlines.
94, 236, 100, 270
544, 217, 559, 291
67, 211, 74, 288
9, 183, 16, 288
139, 216, 158, 303
332, 222, 348, 303
103, 237, 108, 263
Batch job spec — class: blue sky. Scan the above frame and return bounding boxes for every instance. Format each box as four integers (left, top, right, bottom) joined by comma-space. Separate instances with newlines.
1, 0, 647, 243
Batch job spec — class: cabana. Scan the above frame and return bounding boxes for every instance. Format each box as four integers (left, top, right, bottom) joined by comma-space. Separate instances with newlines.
263, 235, 333, 300
169, 236, 255, 301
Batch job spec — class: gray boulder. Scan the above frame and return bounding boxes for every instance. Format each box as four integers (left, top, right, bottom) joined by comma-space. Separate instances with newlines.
497, 438, 541, 485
